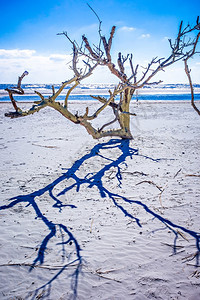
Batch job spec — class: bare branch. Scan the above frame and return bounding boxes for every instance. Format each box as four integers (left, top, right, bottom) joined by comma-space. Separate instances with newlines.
118, 52, 125, 73
52, 85, 55, 96
100, 26, 116, 62
35, 91, 45, 101
17, 71, 29, 90
87, 4, 103, 54
85, 86, 126, 121
184, 32, 200, 116
5, 71, 29, 112
107, 26, 116, 61
82, 35, 99, 60
64, 81, 79, 108
98, 116, 118, 132
72, 44, 81, 77
87, 3, 101, 24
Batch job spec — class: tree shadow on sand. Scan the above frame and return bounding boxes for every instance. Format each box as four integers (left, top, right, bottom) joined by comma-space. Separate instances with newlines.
0, 139, 200, 299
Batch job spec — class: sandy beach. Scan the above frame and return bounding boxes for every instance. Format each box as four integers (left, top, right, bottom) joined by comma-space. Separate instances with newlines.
0, 100, 200, 299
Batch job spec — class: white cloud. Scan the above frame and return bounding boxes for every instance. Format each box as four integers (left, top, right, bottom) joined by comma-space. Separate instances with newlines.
0, 49, 72, 83
162, 36, 169, 42
140, 33, 151, 39
0, 49, 36, 59
1, 48, 199, 84
49, 54, 68, 62
118, 26, 136, 32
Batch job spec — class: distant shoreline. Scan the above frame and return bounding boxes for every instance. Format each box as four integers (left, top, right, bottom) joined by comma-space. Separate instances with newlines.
1, 84, 200, 103
1, 93, 200, 103
1, 83, 200, 97
1, 88, 200, 96
1, 100, 200, 105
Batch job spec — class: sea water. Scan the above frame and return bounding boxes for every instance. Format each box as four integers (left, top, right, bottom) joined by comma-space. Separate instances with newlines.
0, 83, 200, 102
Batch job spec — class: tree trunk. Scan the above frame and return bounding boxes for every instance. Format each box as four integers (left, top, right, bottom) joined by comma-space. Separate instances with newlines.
119, 88, 133, 139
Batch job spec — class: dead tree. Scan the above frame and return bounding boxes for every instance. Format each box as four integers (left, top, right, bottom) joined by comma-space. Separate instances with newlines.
5, 16, 200, 139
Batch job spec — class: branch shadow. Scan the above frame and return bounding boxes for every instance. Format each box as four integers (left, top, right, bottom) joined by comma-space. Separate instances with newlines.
0, 138, 199, 299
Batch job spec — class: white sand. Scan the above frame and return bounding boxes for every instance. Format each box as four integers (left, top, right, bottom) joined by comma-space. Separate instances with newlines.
0, 101, 200, 299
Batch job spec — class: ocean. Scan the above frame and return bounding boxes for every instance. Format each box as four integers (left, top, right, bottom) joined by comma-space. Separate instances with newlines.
1, 83, 200, 102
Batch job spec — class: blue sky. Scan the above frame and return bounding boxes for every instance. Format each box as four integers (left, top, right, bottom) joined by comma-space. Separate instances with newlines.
0, 0, 199, 83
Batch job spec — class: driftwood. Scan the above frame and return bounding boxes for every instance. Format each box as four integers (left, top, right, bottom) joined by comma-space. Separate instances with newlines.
5, 71, 29, 117
5, 13, 200, 139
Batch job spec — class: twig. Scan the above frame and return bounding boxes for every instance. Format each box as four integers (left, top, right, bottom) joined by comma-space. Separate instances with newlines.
182, 251, 199, 262
32, 143, 58, 149
190, 270, 200, 278
176, 230, 189, 241
121, 171, 148, 176
186, 263, 200, 267
90, 268, 122, 283
0, 262, 79, 270
185, 174, 200, 177
174, 168, 182, 178
169, 250, 185, 256
161, 242, 184, 248
136, 180, 163, 192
